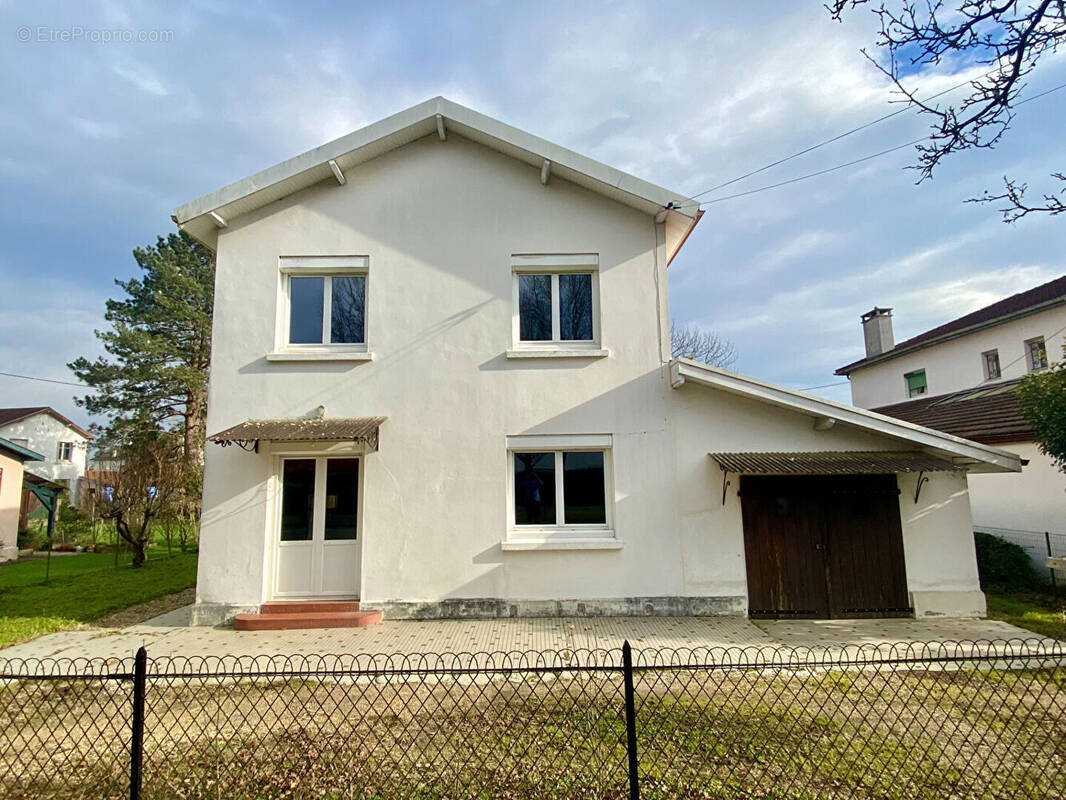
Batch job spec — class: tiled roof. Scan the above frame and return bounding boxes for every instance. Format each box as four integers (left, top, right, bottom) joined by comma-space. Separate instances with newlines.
871, 380, 1033, 445
837, 274, 1066, 375
0, 407, 94, 440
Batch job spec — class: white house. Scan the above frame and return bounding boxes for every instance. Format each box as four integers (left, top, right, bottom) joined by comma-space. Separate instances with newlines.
177, 97, 1020, 629
0, 407, 93, 506
835, 277, 1066, 543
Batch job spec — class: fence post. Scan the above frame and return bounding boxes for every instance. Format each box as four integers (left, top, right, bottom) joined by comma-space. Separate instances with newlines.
1046, 532, 1057, 590
130, 646, 147, 800
622, 640, 640, 800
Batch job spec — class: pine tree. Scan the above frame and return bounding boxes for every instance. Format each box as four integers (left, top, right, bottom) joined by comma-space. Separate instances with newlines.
69, 231, 214, 465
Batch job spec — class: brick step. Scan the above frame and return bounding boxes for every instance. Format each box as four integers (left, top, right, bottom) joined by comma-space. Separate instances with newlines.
233, 609, 383, 631
260, 600, 362, 615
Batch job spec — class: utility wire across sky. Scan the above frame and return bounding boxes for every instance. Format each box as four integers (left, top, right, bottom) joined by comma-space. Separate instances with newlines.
678, 79, 1066, 210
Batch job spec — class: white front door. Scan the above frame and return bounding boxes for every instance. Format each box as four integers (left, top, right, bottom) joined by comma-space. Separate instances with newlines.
275, 457, 361, 598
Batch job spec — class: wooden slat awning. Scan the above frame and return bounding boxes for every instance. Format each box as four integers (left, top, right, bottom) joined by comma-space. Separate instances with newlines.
208, 416, 386, 452
710, 451, 960, 475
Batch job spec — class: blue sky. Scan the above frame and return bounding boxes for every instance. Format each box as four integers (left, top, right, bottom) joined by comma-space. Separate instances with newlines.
1, 0, 1064, 428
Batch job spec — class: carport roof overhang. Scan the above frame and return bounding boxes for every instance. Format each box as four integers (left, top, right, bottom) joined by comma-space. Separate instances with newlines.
670, 358, 1021, 474
710, 451, 960, 475
173, 96, 701, 262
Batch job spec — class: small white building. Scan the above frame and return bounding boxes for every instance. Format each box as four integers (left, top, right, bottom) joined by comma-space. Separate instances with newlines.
0, 407, 93, 506
836, 277, 1066, 542
177, 98, 1020, 627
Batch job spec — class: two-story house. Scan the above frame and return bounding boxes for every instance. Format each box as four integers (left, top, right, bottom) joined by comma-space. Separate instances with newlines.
0, 407, 93, 506
177, 97, 1020, 629
836, 276, 1066, 542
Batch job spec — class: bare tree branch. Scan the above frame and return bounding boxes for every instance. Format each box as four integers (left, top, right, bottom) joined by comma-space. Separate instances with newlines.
828, 1, 1065, 220
967, 172, 1066, 221
670, 322, 738, 368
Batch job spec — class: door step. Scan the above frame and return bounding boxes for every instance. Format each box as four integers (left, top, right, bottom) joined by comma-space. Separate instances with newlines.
234, 601, 382, 631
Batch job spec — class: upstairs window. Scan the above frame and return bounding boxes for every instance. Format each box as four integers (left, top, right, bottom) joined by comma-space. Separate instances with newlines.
983, 350, 1001, 380
279, 256, 368, 352
512, 255, 600, 348
904, 369, 927, 398
57, 442, 74, 461
1025, 337, 1048, 372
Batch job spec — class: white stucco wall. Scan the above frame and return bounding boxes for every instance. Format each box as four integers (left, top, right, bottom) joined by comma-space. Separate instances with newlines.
0, 451, 25, 561
0, 414, 90, 503
968, 441, 1066, 536
847, 305, 1066, 408
194, 132, 987, 622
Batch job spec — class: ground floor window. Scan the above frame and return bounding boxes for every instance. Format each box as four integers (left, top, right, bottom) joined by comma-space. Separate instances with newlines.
507, 435, 612, 538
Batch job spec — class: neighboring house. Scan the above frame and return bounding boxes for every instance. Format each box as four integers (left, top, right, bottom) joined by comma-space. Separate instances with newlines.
0, 437, 45, 562
177, 97, 1020, 628
0, 407, 94, 506
836, 276, 1066, 539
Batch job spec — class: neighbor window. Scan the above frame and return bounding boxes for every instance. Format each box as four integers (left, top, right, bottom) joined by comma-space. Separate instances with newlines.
278, 256, 369, 352
1025, 337, 1048, 372
904, 369, 927, 398
508, 435, 613, 539
983, 350, 1001, 380
512, 254, 600, 348
57, 442, 74, 461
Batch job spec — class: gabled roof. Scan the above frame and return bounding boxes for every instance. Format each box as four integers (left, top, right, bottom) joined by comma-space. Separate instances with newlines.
837, 275, 1066, 375
0, 407, 93, 440
871, 379, 1033, 445
0, 436, 44, 463
174, 97, 701, 261
670, 358, 1021, 473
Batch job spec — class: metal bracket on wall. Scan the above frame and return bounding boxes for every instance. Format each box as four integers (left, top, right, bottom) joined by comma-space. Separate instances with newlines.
913, 471, 929, 503
720, 466, 732, 506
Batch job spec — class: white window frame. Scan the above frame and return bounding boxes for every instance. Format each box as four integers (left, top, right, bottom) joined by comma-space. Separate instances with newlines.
269, 256, 372, 361
509, 254, 606, 358
982, 349, 1001, 381
504, 434, 619, 550
57, 441, 74, 461
1025, 337, 1048, 372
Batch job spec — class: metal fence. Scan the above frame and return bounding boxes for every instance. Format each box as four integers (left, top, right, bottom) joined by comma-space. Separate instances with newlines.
2, 639, 1065, 799
976, 525, 1066, 584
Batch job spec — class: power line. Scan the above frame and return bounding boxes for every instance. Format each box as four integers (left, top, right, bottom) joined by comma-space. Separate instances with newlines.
0, 371, 84, 388
678, 79, 1066, 209
800, 380, 850, 391
687, 74, 983, 202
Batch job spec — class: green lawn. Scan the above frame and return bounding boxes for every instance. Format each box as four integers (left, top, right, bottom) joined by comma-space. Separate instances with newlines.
0, 549, 198, 647
986, 589, 1066, 640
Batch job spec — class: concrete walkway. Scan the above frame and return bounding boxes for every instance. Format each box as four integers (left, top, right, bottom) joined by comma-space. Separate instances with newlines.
0, 607, 1053, 665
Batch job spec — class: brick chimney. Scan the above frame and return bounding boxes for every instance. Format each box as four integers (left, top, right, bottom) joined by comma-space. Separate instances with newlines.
861, 307, 894, 358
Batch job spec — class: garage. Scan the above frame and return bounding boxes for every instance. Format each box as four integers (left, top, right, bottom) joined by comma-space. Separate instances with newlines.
715, 451, 964, 620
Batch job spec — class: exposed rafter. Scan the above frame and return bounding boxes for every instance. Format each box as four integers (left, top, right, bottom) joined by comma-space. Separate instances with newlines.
328, 159, 346, 185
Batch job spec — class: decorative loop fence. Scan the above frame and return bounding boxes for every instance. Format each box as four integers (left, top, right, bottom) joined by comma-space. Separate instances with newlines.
1, 639, 1064, 799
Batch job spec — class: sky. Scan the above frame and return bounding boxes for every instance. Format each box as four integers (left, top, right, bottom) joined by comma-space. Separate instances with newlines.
1, 0, 1064, 430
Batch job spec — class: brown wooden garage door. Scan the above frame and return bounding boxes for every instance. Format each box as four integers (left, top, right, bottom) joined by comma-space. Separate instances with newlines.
740, 474, 911, 619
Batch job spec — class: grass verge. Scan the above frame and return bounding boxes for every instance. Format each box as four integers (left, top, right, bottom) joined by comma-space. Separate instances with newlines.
985, 589, 1066, 640
0, 550, 198, 647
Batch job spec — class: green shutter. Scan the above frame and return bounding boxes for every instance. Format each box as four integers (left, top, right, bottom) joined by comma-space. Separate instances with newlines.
906, 370, 926, 392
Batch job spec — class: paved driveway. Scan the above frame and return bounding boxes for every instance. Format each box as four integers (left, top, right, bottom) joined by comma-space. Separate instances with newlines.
0, 607, 1050, 663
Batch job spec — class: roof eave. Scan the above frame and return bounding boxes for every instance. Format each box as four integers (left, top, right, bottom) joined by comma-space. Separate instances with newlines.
836, 294, 1066, 376
174, 97, 699, 252
670, 358, 1022, 474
